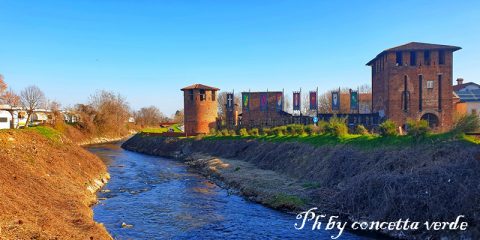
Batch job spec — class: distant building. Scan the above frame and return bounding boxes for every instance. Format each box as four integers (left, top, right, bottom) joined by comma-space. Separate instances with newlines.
239, 91, 291, 128
181, 84, 219, 136
367, 42, 461, 131
453, 78, 480, 116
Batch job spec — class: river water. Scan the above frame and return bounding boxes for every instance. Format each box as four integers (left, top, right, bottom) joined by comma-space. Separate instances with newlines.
89, 143, 372, 240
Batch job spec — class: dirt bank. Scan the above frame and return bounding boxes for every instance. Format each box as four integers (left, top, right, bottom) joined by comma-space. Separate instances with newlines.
0, 130, 111, 239
122, 134, 480, 239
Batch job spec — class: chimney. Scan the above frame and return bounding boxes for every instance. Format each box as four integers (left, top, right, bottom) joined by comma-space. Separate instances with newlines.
456, 78, 464, 85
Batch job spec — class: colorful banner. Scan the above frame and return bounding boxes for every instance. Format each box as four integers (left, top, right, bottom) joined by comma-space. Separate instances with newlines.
226, 93, 234, 111
260, 93, 268, 111
242, 93, 250, 111
293, 92, 301, 111
350, 91, 358, 110
309, 91, 317, 110
332, 91, 340, 111
275, 92, 283, 111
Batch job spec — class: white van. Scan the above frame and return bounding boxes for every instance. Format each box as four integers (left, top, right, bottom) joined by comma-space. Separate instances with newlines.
0, 110, 12, 129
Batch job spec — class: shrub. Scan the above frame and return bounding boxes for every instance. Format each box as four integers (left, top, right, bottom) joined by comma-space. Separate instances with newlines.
354, 124, 369, 135
452, 113, 480, 134
286, 125, 294, 135
221, 129, 230, 136
406, 119, 430, 139
293, 124, 305, 135
325, 117, 348, 137
209, 128, 217, 136
316, 121, 328, 134
379, 120, 398, 137
239, 128, 249, 136
261, 128, 272, 136
304, 125, 313, 135
228, 130, 236, 136
249, 128, 259, 136
285, 124, 304, 135
272, 126, 286, 136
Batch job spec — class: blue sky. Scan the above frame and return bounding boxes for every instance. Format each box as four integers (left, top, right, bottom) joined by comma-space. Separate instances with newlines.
1, 0, 479, 115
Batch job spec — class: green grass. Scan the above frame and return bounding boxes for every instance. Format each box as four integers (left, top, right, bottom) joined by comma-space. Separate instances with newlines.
141, 124, 182, 133
268, 193, 305, 209
202, 131, 478, 149
28, 126, 63, 142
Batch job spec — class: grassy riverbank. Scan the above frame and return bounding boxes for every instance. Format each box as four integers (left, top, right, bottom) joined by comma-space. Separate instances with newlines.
122, 133, 480, 239
0, 128, 111, 239
202, 132, 479, 149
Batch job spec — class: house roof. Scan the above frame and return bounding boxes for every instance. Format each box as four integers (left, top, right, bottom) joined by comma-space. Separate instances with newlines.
367, 42, 461, 66
453, 82, 480, 92
181, 84, 219, 91
455, 89, 480, 102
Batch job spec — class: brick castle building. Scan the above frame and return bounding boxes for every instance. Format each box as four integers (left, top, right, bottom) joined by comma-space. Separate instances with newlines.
181, 84, 219, 136
367, 42, 461, 131
240, 91, 291, 128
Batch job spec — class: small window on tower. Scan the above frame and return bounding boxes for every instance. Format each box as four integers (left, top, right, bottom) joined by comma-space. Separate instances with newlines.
189, 90, 194, 101
427, 81, 434, 89
424, 50, 431, 65
396, 51, 403, 66
200, 89, 206, 101
410, 51, 416, 66
212, 91, 216, 101
439, 50, 445, 65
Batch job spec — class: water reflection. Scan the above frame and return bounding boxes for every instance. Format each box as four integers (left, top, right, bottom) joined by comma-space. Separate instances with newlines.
89, 143, 371, 240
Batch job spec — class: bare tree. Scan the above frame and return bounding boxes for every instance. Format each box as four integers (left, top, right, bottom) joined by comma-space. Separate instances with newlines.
2, 89, 21, 128
0, 74, 6, 94
172, 109, 184, 124
134, 106, 166, 127
88, 90, 130, 136
20, 85, 46, 128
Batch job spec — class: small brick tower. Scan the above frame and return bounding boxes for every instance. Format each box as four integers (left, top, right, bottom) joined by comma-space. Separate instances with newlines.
181, 84, 219, 136
367, 42, 461, 131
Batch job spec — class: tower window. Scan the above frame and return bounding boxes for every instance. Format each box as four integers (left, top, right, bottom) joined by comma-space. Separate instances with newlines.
396, 51, 403, 66
426, 81, 434, 89
439, 50, 446, 65
189, 90, 194, 101
212, 90, 216, 101
410, 51, 416, 66
419, 75, 423, 111
402, 75, 409, 112
438, 75, 442, 111
424, 50, 431, 65
200, 89, 206, 101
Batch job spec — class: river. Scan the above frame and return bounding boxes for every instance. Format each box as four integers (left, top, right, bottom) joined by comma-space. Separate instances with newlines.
88, 143, 373, 240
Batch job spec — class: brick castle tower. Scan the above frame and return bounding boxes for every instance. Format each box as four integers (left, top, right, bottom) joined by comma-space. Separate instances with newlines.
181, 84, 219, 136
367, 42, 461, 131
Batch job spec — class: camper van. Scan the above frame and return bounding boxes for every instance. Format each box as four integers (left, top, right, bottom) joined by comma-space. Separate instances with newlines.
0, 110, 12, 129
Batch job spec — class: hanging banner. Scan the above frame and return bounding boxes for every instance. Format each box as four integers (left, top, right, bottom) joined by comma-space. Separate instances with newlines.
226, 93, 234, 111
242, 93, 250, 112
309, 91, 317, 110
260, 93, 268, 112
332, 91, 340, 111
275, 92, 283, 111
350, 90, 358, 111
293, 92, 301, 111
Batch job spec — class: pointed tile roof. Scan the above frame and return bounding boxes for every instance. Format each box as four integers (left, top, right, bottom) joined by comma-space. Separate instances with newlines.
367, 42, 461, 65
181, 84, 219, 91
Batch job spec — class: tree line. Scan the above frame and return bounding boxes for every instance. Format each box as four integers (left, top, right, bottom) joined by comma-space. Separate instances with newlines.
0, 74, 183, 135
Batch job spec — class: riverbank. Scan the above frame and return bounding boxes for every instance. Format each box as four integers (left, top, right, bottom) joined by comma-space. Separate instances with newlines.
0, 129, 111, 239
122, 133, 480, 239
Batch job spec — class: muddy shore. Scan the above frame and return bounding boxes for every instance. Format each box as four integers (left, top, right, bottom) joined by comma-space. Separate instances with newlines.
122, 134, 480, 239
